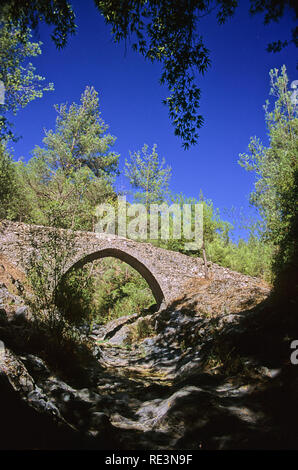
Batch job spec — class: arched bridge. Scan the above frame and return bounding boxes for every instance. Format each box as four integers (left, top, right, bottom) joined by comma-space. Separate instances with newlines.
0, 221, 210, 307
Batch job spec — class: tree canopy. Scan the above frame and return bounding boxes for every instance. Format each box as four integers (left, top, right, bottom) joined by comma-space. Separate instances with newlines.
1, 0, 296, 148
125, 143, 171, 209
4, 86, 119, 229
239, 65, 298, 286
33, 86, 119, 178
0, 21, 54, 140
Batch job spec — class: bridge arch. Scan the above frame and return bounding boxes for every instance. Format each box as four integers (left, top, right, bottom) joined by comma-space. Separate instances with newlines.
60, 248, 165, 307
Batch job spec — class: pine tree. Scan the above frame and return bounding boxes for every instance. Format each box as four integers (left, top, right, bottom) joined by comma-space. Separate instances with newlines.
33, 86, 119, 178
14, 86, 119, 229
125, 143, 171, 210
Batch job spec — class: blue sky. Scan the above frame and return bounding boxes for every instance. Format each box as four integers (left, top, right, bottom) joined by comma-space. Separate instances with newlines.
8, 0, 297, 237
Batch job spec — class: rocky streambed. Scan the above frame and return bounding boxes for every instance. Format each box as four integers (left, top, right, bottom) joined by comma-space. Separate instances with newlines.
0, 272, 297, 450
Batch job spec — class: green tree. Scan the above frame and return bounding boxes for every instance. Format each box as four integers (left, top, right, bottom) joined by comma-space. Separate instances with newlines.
0, 142, 16, 218
165, 192, 232, 277
56, 257, 155, 327
164, 192, 231, 251
125, 143, 171, 210
239, 66, 298, 288
92, 258, 155, 324
14, 86, 119, 229
1, 1, 296, 148
15, 160, 113, 229
26, 225, 96, 377
56, 264, 97, 329
95, 0, 298, 148
0, 22, 53, 140
0, 1, 76, 49
33, 86, 119, 178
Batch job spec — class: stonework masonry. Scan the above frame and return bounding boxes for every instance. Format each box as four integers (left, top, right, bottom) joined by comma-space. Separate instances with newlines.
0, 220, 263, 306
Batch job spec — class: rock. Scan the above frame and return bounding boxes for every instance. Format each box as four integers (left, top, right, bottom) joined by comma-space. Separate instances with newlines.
0, 308, 7, 324
89, 412, 111, 430
101, 313, 140, 340
20, 355, 50, 379
0, 339, 5, 355
257, 367, 281, 379
108, 325, 131, 345
1, 254, 295, 450
14, 306, 30, 321
76, 388, 100, 404
0, 345, 63, 420
218, 314, 238, 327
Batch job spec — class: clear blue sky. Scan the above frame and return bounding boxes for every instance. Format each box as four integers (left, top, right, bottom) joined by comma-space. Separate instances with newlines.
9, 0, 297, 237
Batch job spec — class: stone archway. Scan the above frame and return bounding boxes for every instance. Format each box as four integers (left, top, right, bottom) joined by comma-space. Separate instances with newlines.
0, 221, 209, 306
60, 248, 165, 307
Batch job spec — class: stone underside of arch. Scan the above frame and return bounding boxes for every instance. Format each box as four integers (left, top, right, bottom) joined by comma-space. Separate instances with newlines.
61, 248, 166, 307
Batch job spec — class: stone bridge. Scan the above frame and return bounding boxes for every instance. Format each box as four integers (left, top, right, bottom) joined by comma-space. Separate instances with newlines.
0, 220, 213, 307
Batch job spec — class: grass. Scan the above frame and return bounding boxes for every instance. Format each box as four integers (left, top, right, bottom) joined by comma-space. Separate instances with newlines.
125, 317, 156, 345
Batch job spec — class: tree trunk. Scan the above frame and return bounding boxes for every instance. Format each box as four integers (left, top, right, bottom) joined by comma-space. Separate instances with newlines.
202, 241, 209, 279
